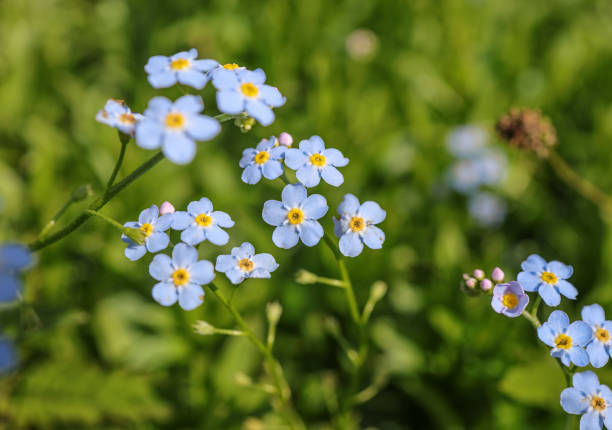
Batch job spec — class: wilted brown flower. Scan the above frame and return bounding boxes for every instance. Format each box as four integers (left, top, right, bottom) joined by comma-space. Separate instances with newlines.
496, 108, 557, 157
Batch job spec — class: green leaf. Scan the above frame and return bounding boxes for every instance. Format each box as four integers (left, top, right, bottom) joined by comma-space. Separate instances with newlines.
499, 358, 566, 408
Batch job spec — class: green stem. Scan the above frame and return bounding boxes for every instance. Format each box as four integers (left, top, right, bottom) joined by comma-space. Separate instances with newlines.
315, 276, 347, 288
280, 172, 291, 185
214, 328, 245, 336
85, 210, 125, 231
323, 234, 360, 325
521, 310, 541, 328
106, 138, 128, 191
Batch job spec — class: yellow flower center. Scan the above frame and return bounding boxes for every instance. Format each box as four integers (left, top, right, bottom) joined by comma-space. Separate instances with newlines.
591, 395, 607, 412
241, 82, 259, 98
255, 151, 270, 164
119, 113, 136, 124
139, 223, 154, 237
596, 328, 610, 343
555, 334, 572, 350
223, 63, 239, 70
170, 58, 190, 70
287, 208, 304, 225
541, 271, 558, 284
238, 258, 254, 272
309, 153, 326, 167
349, 216, 366, 232
502, 293, 519, 309
165, 112, 186, 129
172, 268, 190, 286
195, 214, 212, 227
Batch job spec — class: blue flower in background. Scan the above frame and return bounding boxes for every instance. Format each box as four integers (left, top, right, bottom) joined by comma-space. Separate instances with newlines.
446, 125, 487, 158
262, 184, 327, 249
0, 337, 16, 373
215, 242, 279, 285
135, 95, 221, 165
490, 281, 529, 318
239, 137, 287, 184
149, 243, 215, 310
285, 136, 349, 188
582, 304, 612, 368
538, 310, 591, 367
0, 244, 33, 302
144, 49, 218, 89
122, 205, 173, 261
446, 151, 507, 194
333, 194, 386, 257
517, 254, 577, 307
95, 99, 143, 136
212, 68, 285, 126
561, 371, 612, 430
172, 198, 234, 246
468, 192, 507, 227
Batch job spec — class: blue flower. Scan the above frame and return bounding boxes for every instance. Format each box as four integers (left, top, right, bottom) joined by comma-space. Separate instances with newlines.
582, 304, 612, 368
491, 281, 529, 318
517, 255, 577, 307
96, 99, 143, 136
212, 68, 286, 126
239, 137, 287, 184
215, 242, 279, 285
0, 244, 33, 302
333, 194, 386, 257
144, 49, 218, 89
561, 371, 612, 430
262, 184, 328, 249
172, 198, 234, 246
135, 95, 221, 165
538, 310, 591, 367
468, 191, 507, 227
122, 205, 173, 261
284, 136, 349, 187
446, 125, 487, 158
0, 338, 16, 373
149, 243, 215, 310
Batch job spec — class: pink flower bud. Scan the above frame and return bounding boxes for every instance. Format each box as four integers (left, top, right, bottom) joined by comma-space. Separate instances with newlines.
462, 273, 470, 281
278, 132, 293, 147
160, 201, 175, 215
480, 278, 493, 291
491, 267, 505, 283
466, 278, 477, 289
473, 269, 485, 280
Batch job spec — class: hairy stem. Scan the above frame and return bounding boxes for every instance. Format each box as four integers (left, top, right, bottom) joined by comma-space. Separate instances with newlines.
106, 137, 129, 190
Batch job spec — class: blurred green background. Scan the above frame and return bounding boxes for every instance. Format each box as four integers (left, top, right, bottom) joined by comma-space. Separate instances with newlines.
2, 0, 612, 428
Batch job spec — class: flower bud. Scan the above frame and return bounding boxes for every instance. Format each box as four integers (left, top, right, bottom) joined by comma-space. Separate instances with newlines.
295, 269, 317, 284
235, 116, 256, 133
278, 132, 293, 147
369, 281, 388, 302
496, 108, 557, 158
473, 269, 485, 280
159, 201, 175, 215
462, 273, 471, 281
266, 301, 282, 326
234, 372, 252, 386
193, 320, 215, 335
71, 184, 93, 202
480, 278, 493, 292
122, 227, 147, 245
491, 267, 505, 283
466, 278, 477, 289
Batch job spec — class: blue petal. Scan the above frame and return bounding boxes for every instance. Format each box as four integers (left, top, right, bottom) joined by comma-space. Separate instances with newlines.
177, 70, 207, 89
300, 136, 325, 154
580, 411, 601, 430
155, 213, 174, 231
358, 201, 386, 224
149, 254, 173, 281
181, 225, 206, 245
321, 165, 344, 186
362, 226, 385, 250
521, 254, 547, 273
284, 149, 308, 170
217, 90, 244, 114
560, 387, 588, 414
235, 242, 255, 259
237, 68, 266, 84
186, 115, 220, 141
582, 304, 606, 326
259, 85, 286, 107
252, 253, 278, 272
517, 272, 541, 292
125, 244, 146, 261
245, 99, 274, 126
0, 273, 19, 302
262, 200, 287, 226
144, 55, 169, 73
587, 342, 609, 368
333, 217, 347, 237
152, 282, 177, 306
0, 338, 16, 372
262, 160, 283, 179
256, 138, 275, 151
301, 194, 328, 220
139, 205, 159, 225
212, 211, 234, 228
146, 232, 169, 253
148, 71, 177, 88
171, 211, 194, 230
174, 95, 203, 113
173, 243, 198, 267
178, 284, 204, 310
0, 244, 32, 270
574, 370, 601, 393
171, 49, 197, 61
281, 184, 307, 207
162, 132, 196, 165
569, 346, 590, 367
189, 260, 215, 285
135, 119, 164, 149
323, 148, 349, 167
340, 232, 364, 257
299, 220, 324, 247
296, 165, 321, 187
605, 413, 612, 430
205, 225, 229, 246
557, 279, 578, 300
212, 69, 239, 89
215, 254, 236, 272
250, 268, 272, 279
145, 96, 173, 117
188, 198, 213, 215
240, 148, 257, 167
270, 146, 286, 159
568, 321, 593, 347
272, 225, 300, 249
242, 164, 262, 184
548, 261, 574, 279
548, 310, 571, 332
560, 351, 571, 367
225, 268, 245, 284
193, 59, 218, 71
537, 324, 557, 347
539, 283, 562, 307
338, 194, 360, 215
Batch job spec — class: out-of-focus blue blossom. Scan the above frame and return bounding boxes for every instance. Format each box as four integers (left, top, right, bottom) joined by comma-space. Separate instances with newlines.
149, 243, 214, 310
582, 304, 612, 368
0, 244, 33, 302
122, 205, 173, 261
212, 67, 285, 126
333, 194, 386, 257
285, 136, 349, 187
490, 281, 529, 318
135, 95, 220, 165
446, 125, 488, 158
0, 338, 16, 373
446, 150, 507, 194
468, 192, 507, 227
262, 184, 327, 249
561, 371, 612, 430
215, 242, 279, 285
144, 49, 218, 89
239, 137, 287, 184
95, 99, 143, 136
172, 198, 234, 246
538, 310, 591, 367
517, 254, 577, 307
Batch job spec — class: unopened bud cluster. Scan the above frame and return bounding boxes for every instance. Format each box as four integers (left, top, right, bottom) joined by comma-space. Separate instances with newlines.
461, 267, 505, 296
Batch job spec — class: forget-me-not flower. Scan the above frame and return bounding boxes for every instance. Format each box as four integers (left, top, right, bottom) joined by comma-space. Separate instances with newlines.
149, 243, 214, 310
172, 198, 234, 246
96, 99, 143, 136
517, 254, 578, 307
144, 49, 218, 89
215, 242, 279, 285
468, 191, 507, 227
122, 205, 173, 261
537, 310, 591, 367
284, 136, 349, 187
582, 304, 612, 368
491, 281, 529, 318
561, 371, 612, 430
239, 137, 287, 184
212, 67, 285, 126
333, 194, 386, 257
262, 184, 328, 249
0, 337, 16, 373
0, 244, 33, 302
135, 95, 221, 165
